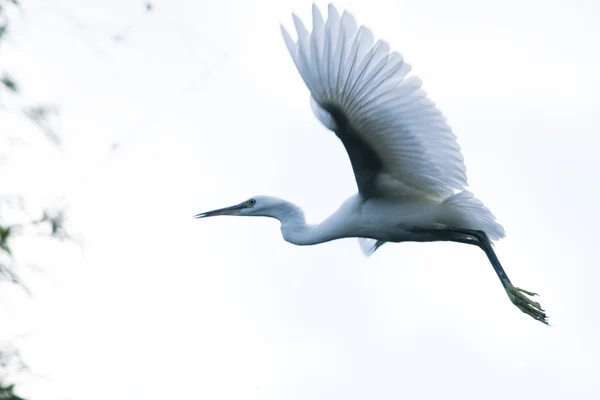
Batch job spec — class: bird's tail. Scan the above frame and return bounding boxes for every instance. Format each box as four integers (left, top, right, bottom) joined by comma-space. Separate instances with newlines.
441, 190, 506, 241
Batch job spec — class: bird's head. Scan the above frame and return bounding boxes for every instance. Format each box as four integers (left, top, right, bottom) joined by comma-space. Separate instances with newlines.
194, 196, 294, 219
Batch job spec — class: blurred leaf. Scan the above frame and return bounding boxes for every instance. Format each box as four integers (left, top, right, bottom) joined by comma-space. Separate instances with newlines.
0, 75, 18, 93
22, 106, 60, 145
0, 25, 6, 41
23, 106, 52, 120
0, 261, 30, 294
0, 225, 12, 256
0, 383, 27, 400
33, 209, 71, 241
0, 346, 28, 400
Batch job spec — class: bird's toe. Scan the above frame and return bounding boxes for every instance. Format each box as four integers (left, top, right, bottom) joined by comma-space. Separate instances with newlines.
506, 284, 549, 325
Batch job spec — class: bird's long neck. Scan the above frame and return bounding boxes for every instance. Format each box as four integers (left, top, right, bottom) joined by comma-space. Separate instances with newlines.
273, 201, 347, 246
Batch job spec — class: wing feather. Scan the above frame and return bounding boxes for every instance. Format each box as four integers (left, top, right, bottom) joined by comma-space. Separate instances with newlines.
323, 5, 339, 97
281, 3, 468, 197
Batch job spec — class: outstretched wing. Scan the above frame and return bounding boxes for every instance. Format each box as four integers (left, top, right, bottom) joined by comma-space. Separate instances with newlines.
281, 3, 468, 198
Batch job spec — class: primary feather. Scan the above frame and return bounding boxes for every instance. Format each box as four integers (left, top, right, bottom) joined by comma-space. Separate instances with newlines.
281, 3, 467, 198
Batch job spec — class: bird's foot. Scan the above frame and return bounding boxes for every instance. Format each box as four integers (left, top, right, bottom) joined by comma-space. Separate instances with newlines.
505, 284, 549, 325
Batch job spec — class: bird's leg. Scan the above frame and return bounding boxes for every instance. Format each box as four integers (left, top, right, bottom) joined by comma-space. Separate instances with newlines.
409, 227, 548, 325
446, 228, 548, 325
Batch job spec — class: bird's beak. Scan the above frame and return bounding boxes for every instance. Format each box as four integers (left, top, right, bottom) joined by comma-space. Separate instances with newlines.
194, 202, 248, 219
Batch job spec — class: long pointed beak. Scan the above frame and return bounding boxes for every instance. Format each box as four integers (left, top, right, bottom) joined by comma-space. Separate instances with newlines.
194, 202, 247, 219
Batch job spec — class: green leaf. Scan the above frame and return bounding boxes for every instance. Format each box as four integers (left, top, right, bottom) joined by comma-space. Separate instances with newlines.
0, 225, 12, 256
0, 382, 27, 400
33, 209, 71, 240
0, 75, 18, 93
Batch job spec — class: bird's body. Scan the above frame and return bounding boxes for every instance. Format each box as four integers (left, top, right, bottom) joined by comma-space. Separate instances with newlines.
267, 194, 483, 246
195, 3, 548, 324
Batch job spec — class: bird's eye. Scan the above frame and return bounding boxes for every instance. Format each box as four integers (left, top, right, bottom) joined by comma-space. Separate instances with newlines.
248, 199, 256, 206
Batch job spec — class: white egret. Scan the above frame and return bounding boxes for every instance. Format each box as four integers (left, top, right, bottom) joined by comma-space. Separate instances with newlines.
195, 3, 547, 324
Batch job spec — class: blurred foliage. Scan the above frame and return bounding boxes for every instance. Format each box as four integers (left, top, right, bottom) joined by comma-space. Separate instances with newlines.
0, 386, 26, 400
0, 346, 27, 400
0, 0, 18, 42
1, 0, 71, 398
0, 0, 70, 287
0, 75, 17, 93
22, 106, 61, 145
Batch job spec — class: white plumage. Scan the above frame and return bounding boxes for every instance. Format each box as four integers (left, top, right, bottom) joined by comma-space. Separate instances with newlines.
195, 3, 547, 325
281, 4, 466, 198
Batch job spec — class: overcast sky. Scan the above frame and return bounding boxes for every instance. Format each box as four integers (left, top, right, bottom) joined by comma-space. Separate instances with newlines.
2, 0, 600, 399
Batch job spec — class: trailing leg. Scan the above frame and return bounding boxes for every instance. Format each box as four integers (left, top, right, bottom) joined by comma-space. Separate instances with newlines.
447, 228, 548, 325
410, 227, 548, 325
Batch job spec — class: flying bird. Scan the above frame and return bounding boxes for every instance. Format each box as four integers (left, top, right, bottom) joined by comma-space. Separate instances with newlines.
195, 3, 548, 324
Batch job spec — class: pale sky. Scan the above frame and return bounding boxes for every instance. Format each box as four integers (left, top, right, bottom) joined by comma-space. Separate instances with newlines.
2, 0, 600, 399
